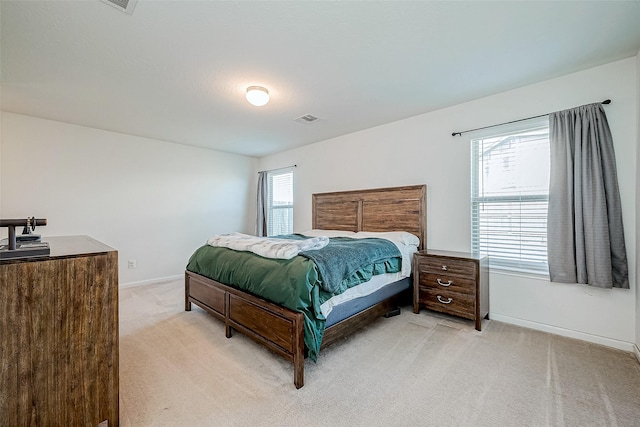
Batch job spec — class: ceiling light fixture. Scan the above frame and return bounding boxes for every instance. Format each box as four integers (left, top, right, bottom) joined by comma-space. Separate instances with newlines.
246, 86, 270, 107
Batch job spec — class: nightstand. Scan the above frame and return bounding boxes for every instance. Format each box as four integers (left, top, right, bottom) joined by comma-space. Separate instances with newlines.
413, 249, 489, 331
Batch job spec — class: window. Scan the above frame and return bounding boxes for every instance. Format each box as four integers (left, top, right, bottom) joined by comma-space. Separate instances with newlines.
266, 167, 294, 236
471, 118, 550, 274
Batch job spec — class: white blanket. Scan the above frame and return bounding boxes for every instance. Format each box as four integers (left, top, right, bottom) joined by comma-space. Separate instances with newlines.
206, 233, 329, 260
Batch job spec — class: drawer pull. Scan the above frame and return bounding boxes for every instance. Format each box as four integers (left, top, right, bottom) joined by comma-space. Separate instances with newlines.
437, 278, 453, 287
441, 265, 448, 271
437, 296, 453, 304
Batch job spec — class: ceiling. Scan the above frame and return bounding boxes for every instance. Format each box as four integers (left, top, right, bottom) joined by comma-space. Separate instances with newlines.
2, 1, 640, 158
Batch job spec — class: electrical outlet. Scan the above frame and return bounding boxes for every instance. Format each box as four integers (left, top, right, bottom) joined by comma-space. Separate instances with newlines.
128, 260, 137, 269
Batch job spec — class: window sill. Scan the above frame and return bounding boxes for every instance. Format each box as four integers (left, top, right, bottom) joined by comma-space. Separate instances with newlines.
489, 265, 550, 281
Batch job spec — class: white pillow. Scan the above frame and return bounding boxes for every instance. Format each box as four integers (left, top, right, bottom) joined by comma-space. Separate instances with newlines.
355, 231, 420, 246
299, 229, 356, 238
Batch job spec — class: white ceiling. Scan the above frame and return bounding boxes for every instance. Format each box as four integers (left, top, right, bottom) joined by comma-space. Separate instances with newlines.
2, 1, 640, 158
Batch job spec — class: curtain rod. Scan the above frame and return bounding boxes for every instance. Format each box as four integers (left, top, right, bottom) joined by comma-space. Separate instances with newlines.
257, 164, 297, 174
451, 99, 611, 137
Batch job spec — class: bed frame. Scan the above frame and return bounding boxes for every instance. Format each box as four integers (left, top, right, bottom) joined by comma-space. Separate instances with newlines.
185, 184, 426, 388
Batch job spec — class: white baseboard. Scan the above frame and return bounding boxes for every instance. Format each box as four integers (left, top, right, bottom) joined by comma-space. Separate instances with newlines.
490, 313, 635, 353
634, 344, 640, 364
119, 274, 183, 289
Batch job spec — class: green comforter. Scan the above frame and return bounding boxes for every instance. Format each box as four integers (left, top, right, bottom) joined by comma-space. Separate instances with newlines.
186, 237, 401, 361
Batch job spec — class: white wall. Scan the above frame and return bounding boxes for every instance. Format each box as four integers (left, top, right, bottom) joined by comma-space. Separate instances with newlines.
259, 58, 638, 351
636, 49, 640, 357
0, 5, 3, 215
0, 113, 256, 284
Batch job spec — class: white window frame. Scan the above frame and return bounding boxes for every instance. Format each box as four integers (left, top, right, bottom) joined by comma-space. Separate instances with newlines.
470, 117, 550, 276
266, 167, 294, 236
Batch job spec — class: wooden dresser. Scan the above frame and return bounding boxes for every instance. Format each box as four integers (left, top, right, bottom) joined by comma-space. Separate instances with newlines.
413, 249, 489, 331
0, 236, 119, 426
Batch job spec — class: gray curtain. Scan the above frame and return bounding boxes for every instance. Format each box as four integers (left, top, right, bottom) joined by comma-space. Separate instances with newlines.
547, 103, 628, 289
256, 171, 268, 237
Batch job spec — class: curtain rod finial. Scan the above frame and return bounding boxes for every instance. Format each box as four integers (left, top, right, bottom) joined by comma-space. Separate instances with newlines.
452, 132, 461, 137
602, 99, 611, 105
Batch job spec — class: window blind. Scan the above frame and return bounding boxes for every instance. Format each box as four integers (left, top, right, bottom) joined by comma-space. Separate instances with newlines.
471, 119, 550, 274
267, 167, 294, 236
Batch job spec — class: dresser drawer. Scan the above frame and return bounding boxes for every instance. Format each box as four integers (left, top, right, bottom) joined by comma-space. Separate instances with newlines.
419, 288, 475, 320
419, 273, 475, 294
419, 256, 476, 278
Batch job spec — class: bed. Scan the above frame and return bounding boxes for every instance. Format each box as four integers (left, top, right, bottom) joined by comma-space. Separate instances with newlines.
184, 185, 426, 388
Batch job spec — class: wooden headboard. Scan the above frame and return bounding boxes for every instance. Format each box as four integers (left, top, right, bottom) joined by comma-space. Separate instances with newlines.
312, 185, 427, 250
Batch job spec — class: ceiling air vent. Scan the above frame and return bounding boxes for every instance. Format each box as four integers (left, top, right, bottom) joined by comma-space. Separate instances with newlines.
101, 0, 138, 15
295, 114, 320, 124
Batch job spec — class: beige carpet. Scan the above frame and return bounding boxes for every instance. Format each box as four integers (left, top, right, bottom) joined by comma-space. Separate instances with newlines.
119, 280, 640, 426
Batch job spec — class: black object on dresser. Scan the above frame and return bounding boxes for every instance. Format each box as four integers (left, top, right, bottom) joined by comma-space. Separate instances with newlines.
0, 217, 50, 259
413, 249, 489, 331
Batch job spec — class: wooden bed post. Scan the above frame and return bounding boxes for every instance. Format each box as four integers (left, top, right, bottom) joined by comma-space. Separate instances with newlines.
293, 312, 305, 389
225, 292, 233, 338
185, 272, 192, 311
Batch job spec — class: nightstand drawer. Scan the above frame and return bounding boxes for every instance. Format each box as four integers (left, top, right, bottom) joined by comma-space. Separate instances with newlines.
419, 257, 476, 277
419, 288, 475, 320
419, 273, 475, 294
